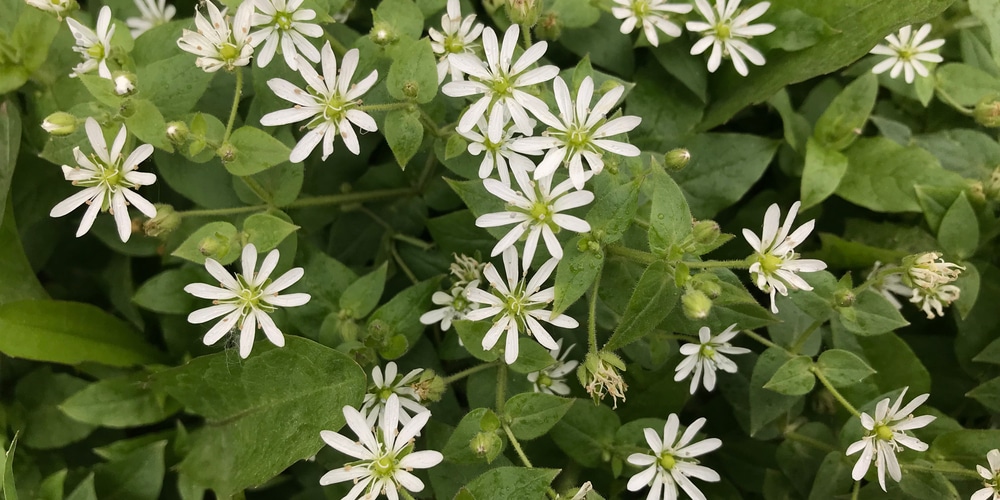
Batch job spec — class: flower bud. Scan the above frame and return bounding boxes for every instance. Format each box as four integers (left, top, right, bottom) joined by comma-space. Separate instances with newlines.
217, 143, 236, 163
402, 80, 419, 99
339, 317, 361, 342
505, 0, 539, 26
535, 12, 561, 40
410, 370, 446, 403
681, 289, 713, 320
470, 431, 503, 462
833, 288, 855, 308
370, 22, 397, 45
142, 204, 181, 238
119, 99, 136, 118
664, 148, 691, 171
41, 112, 78, 136
198, 233, 234, 260
690, 273, 722, 299
113, 72, 136, 96
366, 319, 389, 343
985, 166, 1000, 202
691, 220, 721, 246
166, 121, 189, 144
974, 93, 1000, 128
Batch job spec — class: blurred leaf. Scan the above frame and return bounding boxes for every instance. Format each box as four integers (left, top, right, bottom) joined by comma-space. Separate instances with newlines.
16, 368, 95, 449
670, 134, 779, 218
242, 212, 299, 252
837, 289, 909, 336
800, 138, 848, 209
224, 126, 291, 176
59, 375, 181, 428
340, 262, 387, 318
171, 221, 241, 265
937, 192, 979, 260
935, 63, 1000, 107
647, 165, 692, 256
387, 39, 438, 103
0, 434, 17, 500
93, 441, 165, 500
385, 108, 424, 168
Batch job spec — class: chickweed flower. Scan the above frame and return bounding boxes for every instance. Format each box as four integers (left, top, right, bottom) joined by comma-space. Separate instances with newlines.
465, 247, 578, 365
319, 394, 443, 498
361, 362, 428, 428
260, 43, 378, 161
127, 0, 176, 38
420, 285, 477, 332
449, 253, 485, 288
49, 118, 157, 242
579, 351, 628, 408
909, 283, 961, 319
67, 6, 115, 79
25, 0, 76, 19
611, 0, 693, 47
674, 324, 750, 394
903, 252, 964, 289
442, 24, 559, 135
184, 243, 311, 359
870, 24, 944, 84
513, 76, 641, 190
847, 387, 935, 491
176, 1, 254, 73
686, 0, 775, 76
974, 449, 1000, 500
249, 0, 322, 70
527, 340, 578, 396
476, 167, 593, 269
458, 105, 540, 186
429, 0, 484, 83
626, 414, 722, 500
743, 201, 827, 314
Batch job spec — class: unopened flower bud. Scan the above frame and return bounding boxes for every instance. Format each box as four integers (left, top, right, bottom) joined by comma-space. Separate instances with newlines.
579, 352, 627, 408
113, 72, 136, 96
691, 220, 721, 245
968, 180, 987, 205
470, 431, 503, 462
690, 273, 722, 299
506, 0, 539, 26
166, 121, 189, 144
974, 93, 1000, 128
985, 166, 1000, 201
366, 319, 389, 343
681, 289, 713, 320
142, 204, 181, 238
339, 317, 361, 342
217, 143, 236, 163
535, 12, 561, 40
370, 22, 397, 45
410, 370, 446, 403
41, 112, 78, 136
402, 80, 419, 99
198, 233, 233, 260
834, 288, 855, 308
664, 148, 691, 171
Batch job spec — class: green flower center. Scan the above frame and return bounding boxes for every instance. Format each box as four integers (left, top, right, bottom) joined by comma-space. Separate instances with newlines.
567, 127, 591, 150
372, 455, 396, 476
229, 274, 275, 316
503, 292, 526, 318
491, 75, 513, 97
324, 96, 350, 122
274, 11, 293, 30
86, 44, 105, 60
874, 424, 894, 442
715, 23, 732, 40
378, 387, 394, 401
537, 373, 553, 387
759, 253, 783, 275
444, 34, 465, 53
897, 48, 914, 61
219, 43, 241, 61
658, 452, 676, 470
452, 295, 469, 311
630, 0, 650, 17
700, 345, 716, 359
529, 201, 553, 223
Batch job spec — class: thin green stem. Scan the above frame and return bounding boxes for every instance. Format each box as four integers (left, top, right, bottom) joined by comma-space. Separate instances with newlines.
240, 176, 271, 205
812, 367, 861, 417
392, 243, 419, 285
520, 24, 533, 48
177, 187, 417, 218
683, 259, 752, 269
418, 108, 444, 138
444, 362, 497, 384
631, 217, 650, 230
177, 204, 268, 218
854, 265, 906, 295
741, 329, 783, 352
399, 489, 417, 500
790, 319, 823, 354
322, 31, 347, 56
851, 481, 859, 500
359, 102, 412, 113
785, 430, 838, 453
900, 463, 982, 479
588, 274, 601, 355
606, 245, 659, 265
496, 362, 508, 412
417, 149, 438, 192
935, 84, 976, 116
223, 68, 244, 143
393, 234, 434, 250
503, 424, 533, 467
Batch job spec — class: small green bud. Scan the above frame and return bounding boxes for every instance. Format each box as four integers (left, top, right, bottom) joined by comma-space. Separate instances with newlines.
834, 288, 855, 308
691, 220, 721, 246
479, 409, 501, 432
370, 22, 397, 45
166, 121, 189, 144
217, 143, 236, 163
664, 148, 691, 171
411, 370, 446, 403
41, 112, 77, 136
366, 319, 389, 343
142, 204, 181, 238
402, 80, 419, 99
968, 180, 987, 205
505, 0, 539, 26
535, 12, 561, 40
681, 289, 713, 320
974, 93, 1000, 128
692, 275, 722, 299
198, 232, 233, 260
985, 165, 1000, 201
470, 431, 503, 462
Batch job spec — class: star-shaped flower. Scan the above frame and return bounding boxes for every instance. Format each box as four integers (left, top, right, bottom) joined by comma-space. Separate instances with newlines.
420, 283, 478, 332
176, 0, 255, 73
973, 449, 1000, 500
249, 0, 322, 70
847, 387, 935, 491
361, 362, 428, 428
674, 323, 750, 394
626, 414, 722, 500
870, 24, 945, 84
127, 0, 176, 38
742, 201, 827, 313
49, 118, 157, 242
611, 0, 693, 47
67, 6, 115, 78
458, 105, 540, 186
428, 0, 484, 83
184, 243, 311, 358
527, 340, 578, 396
685, 0, 775, 76
260, 43, 379, 161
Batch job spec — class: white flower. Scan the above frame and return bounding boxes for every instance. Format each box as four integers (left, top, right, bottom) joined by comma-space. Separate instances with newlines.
512, 76, 640, 190
686, 0, 775, 76
126, 0, 176, 38
361, 362, 428, 428
870, 24, 944, 84
674, 323, 750, 394
49, 118, 157, 242
476, 166, 593, 269
459, 105, 539, 186
419, 283, 477, 331
184, 243, 311, 358
611, 0, 693, 47
319, 394, 443, 499
449, 253, 485, 288
25, 0, 75, 18
626, 414, 722, 500
429, 0, 484, 83
465, 247, 579, 365
909, 283, 961, 319
260, 43, 378, 161
847, 387, 935, 491
742, 201, 827, 314
113, 74, 135, 95
527, 339, 578, 396
249, 0, 322, 70
442, 24, 559, 135
973, 449, 1000, 500
176, 1, 254, 73
67, 6, 115, 79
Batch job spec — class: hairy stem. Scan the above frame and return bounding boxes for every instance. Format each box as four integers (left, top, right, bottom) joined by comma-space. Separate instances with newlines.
496, 362, 508, 412
223, 67, 243, 144
444, 362, 498, 384
812, 366, 861, 417
177, 187, 416, 217
789, 319, 824, 354
359, 102, 412, 112
588, 274, 601, 355
684, 259, 752, 269
606, 245, 659, 265
503, 424, 533, 467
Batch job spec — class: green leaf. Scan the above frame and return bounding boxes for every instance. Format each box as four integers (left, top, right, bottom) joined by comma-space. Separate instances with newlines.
384, 108, 423, 168
37, 469, 66, 500
133, 267, 204, 315
550, 399, 620, 468
367, 277, 440, 356
837, 289, 909, 336
461, 467, 560, 500
937, 192, 979, 260
59, 375, 181, 428
815, 349, 875, 387
504, 393, 574, 441
763, 356, 816, 396
0, 201, 47, 306
800, 138, 849, 209
373, 0, 424, 39
775, 422, 836, 495
546, 0, 600, 28
93, 441, 166, 500
340, 262, 388, 318
670, 133, 779, 218
137, 54, 215, 118
838, 138, 965, 213
586, 178, 640, 245
768, 89, 811, 152
242, 212, 299, 252
935, 63, 1000, 107
761, 9, 834, 52
897, 464, 961, 500
125, 99, 173, 152
808, 452, 853, 499
750, 347, 803, 435
443, 408, 500, 464
552, 236, 604, 315
0, 300, 164, 367
651, 41, 708, 102
604, 261, 680, 352
446, 178, 505, 220
151, 337, 365, 497
0, 434, 17, 500
78, 74, 123, 108
970, 0, 1000, 67
171, 221, 241, 265
224, 126, 292, 176
387, 39, 438, 103
16, 368, 95, 449
0, 100, 20, 219
66, 474, 97, 500
968, 376, 1000, 413
626, 64, 703, 148
930, 430, 1000, 466
700, 0, 954, 129
647, 166, 692, 255
455, 320, 499, 363
813, 73, 878, 151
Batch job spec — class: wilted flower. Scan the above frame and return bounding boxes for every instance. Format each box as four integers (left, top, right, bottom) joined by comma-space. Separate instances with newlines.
674, 324, 750, 394
249, 0, 322, 70
127, 0, 176, 38
909, 283, 961, 319
685, 0, 775, 76
847, 387, 935, 491
449, 253, 485, 288
870, 24, 944, 84
903, 252, 963, 289
428, 0, 484, 83
579, 351, 628, 408
626, 414, 722, 500
67, 6, 115, 78
611, 0, 693, 47
176, 1, 255, 72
